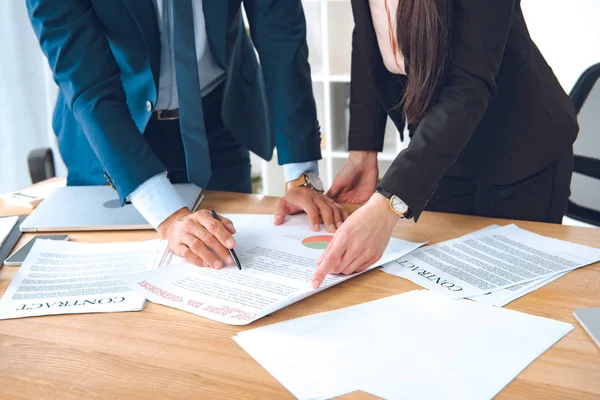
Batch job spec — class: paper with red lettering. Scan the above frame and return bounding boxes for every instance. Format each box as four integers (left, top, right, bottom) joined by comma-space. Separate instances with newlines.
0, 239, 165, 319
123, 214, 425, 325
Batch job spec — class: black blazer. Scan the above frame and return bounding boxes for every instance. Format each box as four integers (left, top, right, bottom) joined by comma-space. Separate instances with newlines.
349, 0, 578, 220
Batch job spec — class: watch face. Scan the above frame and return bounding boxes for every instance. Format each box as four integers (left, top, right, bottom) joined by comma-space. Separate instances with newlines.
305, 172, 324, 192
390, 195, 409, 214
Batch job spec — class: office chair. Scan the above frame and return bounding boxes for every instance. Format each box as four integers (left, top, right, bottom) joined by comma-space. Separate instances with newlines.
566, 63, 600, 226
28, 147, 55, 184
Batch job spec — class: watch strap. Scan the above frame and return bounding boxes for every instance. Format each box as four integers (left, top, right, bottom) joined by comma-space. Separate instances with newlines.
285, 173, 324, 193
375, 187, 394, 200
286, 174, 308, 192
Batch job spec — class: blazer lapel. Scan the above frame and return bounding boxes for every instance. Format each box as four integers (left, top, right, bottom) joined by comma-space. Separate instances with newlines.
122, 0, 161, 85
202, 0, 228, 68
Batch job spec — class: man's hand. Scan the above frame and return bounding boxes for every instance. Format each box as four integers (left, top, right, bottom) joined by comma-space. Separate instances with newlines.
327, 151, 379, 204
158, 208, 236, 269
274, 187, 349, 233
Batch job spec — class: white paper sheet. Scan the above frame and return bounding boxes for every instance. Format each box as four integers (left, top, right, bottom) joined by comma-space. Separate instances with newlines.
382, 224, 600, 299
234, 290, 574, 400
124, 214, 425, 325
0, 239, 164, 319
1, 179, 65, 208
0, 216, 18, 249
470, 271, 570, 307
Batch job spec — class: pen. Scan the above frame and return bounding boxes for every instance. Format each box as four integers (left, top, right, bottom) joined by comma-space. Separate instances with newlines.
11, 192, 38, 200
209, 210, 242, 270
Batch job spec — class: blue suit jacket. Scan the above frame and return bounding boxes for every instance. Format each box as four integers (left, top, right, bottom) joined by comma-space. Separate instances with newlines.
27, 0, 321, 201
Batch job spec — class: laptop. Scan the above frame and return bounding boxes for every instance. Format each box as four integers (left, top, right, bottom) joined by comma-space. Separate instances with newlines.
574, 308, 600, 348
20, 184, 203, 232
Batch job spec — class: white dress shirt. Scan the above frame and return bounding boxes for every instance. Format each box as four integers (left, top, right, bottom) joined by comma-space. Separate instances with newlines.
130, 0, 318, 229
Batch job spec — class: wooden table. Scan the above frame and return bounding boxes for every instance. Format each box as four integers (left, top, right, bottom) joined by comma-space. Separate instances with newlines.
1, 189, 599, 399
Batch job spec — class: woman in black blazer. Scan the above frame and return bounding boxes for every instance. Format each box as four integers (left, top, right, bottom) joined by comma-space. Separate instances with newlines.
310, 0, 578, 288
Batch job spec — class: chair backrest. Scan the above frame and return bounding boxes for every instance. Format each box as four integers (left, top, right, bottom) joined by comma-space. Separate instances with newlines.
567, 63, 600, 226
28, 147, 56, 184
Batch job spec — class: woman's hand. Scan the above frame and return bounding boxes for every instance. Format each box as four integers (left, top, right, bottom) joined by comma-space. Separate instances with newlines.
275, 187, 349, 233
311, 193, 400, 288
327, 151, 378, 204
158, 208, 236, 269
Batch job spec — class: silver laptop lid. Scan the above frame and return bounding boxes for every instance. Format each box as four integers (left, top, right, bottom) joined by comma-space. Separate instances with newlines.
574, 308, 600, 348
20, 184, 202, 232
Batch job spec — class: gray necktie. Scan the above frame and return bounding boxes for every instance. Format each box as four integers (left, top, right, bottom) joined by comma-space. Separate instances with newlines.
172, 0, 211, 188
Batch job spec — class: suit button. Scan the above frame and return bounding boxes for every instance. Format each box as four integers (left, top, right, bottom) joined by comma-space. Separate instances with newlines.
145, 101, 153, 112
103, 172, 115, 189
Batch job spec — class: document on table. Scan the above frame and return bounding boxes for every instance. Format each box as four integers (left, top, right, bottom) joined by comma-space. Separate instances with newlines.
1, 179, 65, 209
124, 214, 425, 325
382, 224, 600, 299
470, 271, 570, 307
0, 239, 166, 319
0, 216, 19, 248
234, 290, 574, 400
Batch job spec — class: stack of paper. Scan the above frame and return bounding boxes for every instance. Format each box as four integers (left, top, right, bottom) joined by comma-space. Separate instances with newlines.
0, 216, 18, 249
382, 224, 600, 306
124, 214, 426, 325
0, 239, 166, 319
234, 290, 574, 400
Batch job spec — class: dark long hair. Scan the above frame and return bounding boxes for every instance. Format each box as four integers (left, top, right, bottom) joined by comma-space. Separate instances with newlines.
396, 0, 454, 124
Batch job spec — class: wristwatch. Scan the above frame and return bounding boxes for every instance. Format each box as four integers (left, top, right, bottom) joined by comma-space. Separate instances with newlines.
375, 187, 413, 219
286, 172, 324, 193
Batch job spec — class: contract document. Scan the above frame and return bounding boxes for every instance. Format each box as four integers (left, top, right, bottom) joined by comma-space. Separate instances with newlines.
0, 239, 165, 319
124, 214, 425, 325
470, 271, 569, 307
382, 224, 600, 299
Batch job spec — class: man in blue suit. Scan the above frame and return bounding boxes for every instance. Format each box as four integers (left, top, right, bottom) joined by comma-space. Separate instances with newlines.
27, 0, 347, 269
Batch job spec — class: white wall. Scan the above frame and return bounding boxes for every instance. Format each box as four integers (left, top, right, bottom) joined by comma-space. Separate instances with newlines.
522, 0, 600, 93
0, 2, 64, 194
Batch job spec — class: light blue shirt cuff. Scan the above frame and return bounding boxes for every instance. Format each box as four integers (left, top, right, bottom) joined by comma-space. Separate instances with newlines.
283, 161, 319, 182
129, 173, 188, 229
